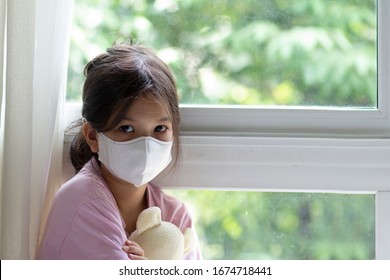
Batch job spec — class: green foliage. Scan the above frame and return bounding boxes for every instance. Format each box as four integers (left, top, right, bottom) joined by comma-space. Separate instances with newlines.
68, 0, 376, 107
167, 190, 375, 260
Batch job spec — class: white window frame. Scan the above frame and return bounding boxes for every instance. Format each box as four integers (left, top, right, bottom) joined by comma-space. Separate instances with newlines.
63, 0, 390, 259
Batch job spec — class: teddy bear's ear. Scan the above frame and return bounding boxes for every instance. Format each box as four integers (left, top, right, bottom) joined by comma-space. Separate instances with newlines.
137, 207, 162, 235
183, 228, 196, 256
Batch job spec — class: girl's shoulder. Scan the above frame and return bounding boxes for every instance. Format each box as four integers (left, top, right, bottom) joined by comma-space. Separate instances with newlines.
54, 159, 115, 212
146, 184, 193, 230
146, 184, 185, 209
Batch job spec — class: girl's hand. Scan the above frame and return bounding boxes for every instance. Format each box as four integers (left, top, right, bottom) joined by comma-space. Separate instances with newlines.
122, 240, 148, 260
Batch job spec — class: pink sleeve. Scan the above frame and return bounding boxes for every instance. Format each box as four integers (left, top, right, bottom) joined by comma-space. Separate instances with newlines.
60, 199, 129, 260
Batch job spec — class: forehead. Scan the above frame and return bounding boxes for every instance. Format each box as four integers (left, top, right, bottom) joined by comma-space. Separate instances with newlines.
123, 96, 171, 120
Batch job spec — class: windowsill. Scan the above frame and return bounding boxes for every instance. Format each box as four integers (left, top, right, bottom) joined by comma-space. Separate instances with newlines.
153, 135, 390, 192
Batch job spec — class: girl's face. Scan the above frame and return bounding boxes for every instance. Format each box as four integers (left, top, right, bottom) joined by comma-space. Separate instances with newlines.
103, 97, 173, 143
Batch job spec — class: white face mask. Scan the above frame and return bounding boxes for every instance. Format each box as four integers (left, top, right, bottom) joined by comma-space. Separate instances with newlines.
97, 133, 173, 187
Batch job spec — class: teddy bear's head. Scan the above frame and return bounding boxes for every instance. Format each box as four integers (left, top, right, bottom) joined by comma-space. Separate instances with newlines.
129, 206, 195, 260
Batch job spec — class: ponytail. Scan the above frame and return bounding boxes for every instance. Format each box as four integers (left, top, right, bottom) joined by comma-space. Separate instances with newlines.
68, 121, 98, 173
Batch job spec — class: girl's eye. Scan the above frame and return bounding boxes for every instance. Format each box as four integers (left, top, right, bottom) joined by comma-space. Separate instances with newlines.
155, 125, 168, 133
119, 125, 134, 133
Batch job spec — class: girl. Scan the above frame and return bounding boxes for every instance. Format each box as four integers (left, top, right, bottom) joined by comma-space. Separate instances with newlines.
37, 42, 202, 260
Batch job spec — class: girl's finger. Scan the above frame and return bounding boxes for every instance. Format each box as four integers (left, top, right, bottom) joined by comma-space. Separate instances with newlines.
129, 253, 148, 260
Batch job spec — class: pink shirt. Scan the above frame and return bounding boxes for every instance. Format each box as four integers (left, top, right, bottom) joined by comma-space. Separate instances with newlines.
37, 158, 202, 260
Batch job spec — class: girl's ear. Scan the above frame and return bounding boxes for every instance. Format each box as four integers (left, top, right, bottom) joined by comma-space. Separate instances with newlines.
82, 123, 99, 153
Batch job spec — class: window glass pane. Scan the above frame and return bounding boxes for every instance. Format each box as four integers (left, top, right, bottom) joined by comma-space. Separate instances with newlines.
166, 190, 375, 260
67, 0, 377, 108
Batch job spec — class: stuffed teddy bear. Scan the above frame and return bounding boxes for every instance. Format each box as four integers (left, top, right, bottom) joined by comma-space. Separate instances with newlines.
128, 206, 196, 260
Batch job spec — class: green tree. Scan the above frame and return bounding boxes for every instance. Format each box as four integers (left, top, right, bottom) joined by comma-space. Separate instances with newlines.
168, 190, 374, 259
68, 0, 376, 106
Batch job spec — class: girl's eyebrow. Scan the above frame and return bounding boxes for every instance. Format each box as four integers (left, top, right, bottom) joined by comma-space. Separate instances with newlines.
122, 116, 135, 122
122, 116, 171, 122
158, 116, 171, 122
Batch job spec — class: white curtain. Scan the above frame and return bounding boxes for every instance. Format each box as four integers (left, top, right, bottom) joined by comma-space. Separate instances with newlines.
0, 0, 73, 259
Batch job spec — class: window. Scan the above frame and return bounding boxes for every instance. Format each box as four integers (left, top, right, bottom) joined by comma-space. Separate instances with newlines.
64, 0, 390, 259
68, 0, 376, 108
166, 190, 375, 260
